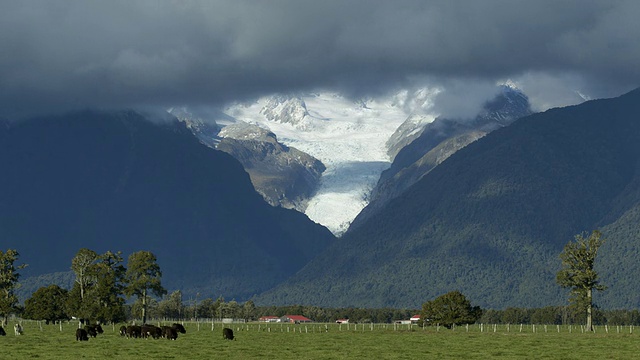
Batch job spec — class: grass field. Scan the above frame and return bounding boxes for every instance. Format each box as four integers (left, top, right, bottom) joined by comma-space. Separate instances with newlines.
2, 321, 640, 359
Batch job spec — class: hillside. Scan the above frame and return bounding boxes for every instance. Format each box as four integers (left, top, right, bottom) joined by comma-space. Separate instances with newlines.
350, 87, 531, 230
0, 110, 335, 301
217, 122, 325, 211
255, 88, 640, 309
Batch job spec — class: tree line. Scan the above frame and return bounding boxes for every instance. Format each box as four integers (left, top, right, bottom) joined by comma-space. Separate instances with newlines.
0, 248, 165, 326
0, 230, 618, 329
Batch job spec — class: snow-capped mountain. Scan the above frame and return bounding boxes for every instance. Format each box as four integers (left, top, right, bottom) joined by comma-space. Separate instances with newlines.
175, 85, 529, 237
217, 122, 325, 211
225, 91, 439, 235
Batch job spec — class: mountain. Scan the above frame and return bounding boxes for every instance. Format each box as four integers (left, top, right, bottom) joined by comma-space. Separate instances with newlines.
0, 110, 335, 301
350, 87, 531, 231
255, 88, 640, 309
168, 106, 223, 148
169, 106, 325, 212
225, 91, 432, 235
216, 122, 325, 211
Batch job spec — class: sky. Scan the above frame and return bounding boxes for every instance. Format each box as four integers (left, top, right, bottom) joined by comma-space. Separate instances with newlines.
1, 0, 639, 119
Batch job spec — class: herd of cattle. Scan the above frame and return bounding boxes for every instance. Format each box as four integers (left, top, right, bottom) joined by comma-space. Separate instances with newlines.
1, 322, 236, 341
74, 323, 187, 341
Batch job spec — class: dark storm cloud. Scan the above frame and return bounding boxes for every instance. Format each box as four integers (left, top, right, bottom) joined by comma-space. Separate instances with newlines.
0, 0, 638, 117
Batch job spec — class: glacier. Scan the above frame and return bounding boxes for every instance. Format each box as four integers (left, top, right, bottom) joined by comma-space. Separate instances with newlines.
224, 91, 438, 235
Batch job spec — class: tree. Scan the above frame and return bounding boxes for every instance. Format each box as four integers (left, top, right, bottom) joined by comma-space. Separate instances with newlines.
0, 249, 27, 326
556, 229, 606, 332
23, 285, 69, 324
242, 300, 256, 321
71, 248, 99, 301
90, 251, 127, 324
198, 298, 216, 319
68, 249, 126, 323
124, 251, 166, 324
158, 290, 183, 320
420, 291, 482, 329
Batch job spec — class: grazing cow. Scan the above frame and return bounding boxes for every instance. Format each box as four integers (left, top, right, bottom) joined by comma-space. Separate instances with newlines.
84, 324, 103, 338
222, 327, 234, 340
14, 324, 23, 336
172, 323, 186, 334
163, 326, 178, 340
126, 325, 142, 339
76, 328, 89, 341
84, 325, 98, 338
0, 326, 6, 336
141, 324, 162, 339
119, 325, 127, 336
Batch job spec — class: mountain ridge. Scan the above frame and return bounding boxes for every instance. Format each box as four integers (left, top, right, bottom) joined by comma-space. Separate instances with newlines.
0, 110, 335, 301
254, 88, 640, 309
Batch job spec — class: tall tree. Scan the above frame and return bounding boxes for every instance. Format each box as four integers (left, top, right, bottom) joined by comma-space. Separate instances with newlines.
23, 285, 69, 324
420, 290, 482, 329
71, 248, 99, 301
556, 229, 606, 332
124, 251, 166, 324
90, 251, 127, 324
0, 249, 27, 326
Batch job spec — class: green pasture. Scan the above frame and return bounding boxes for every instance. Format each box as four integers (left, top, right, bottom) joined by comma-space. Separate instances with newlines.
2, 321, 640, 359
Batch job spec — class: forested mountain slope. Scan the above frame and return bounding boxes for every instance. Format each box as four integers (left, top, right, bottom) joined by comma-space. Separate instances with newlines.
0, 110, 335, 300
256, 88, 640, 309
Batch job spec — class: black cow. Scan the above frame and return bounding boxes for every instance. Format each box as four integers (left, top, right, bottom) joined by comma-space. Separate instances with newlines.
222, 327, 234, 340
84, 324, 103, 338
76, 328, 89, 341
141, 324, 162, 339
172, 323, 186, 334
119, 325, 127, 336
163, 326, 178, 340
126, 325, 142, 339
0, 326, 6, 336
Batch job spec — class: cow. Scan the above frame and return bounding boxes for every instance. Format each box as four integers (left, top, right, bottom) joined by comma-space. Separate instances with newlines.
14, 324, 23, 336
0, 326, 6, 336
141, 324, 162, 339
172, 323, 186, 334
126, 325, 142, 339
222, 327, 234, 340
76, 328, 89, 341
163, 326, 178, 340
84, 324, 103, 338
84, 325, 97, 338
119, 325, 127, 336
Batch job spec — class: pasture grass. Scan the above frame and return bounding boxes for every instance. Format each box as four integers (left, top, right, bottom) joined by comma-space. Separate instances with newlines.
2, 321, 640, 359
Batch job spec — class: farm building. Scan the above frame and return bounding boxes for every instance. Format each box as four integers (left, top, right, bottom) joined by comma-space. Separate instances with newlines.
280, 315, 313, 323
259, 316, 280, 322
410, 315, 421, 324
335, 319, 349, 324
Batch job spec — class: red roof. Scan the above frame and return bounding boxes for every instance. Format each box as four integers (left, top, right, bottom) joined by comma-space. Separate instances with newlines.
284, 315, 312, 321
